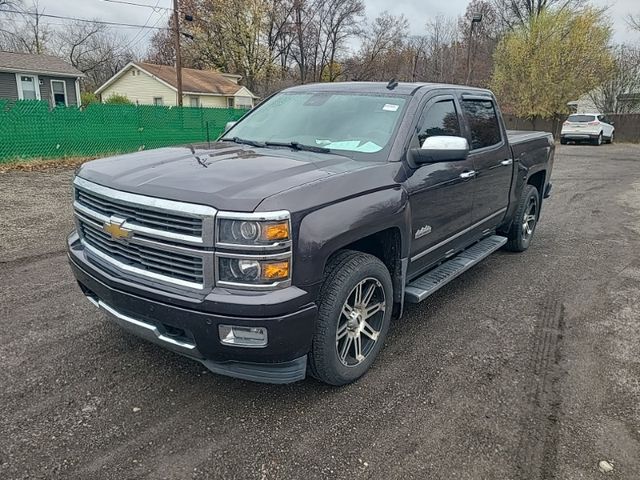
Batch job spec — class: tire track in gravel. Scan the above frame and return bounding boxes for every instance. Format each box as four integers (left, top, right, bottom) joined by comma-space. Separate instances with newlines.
516, 297, 566, 480
0, 249, 67, 268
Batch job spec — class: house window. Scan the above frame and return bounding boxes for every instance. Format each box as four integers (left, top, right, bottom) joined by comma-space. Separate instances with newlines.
153, 97, 164, 106
235, 97, 253, 109
17, 74, 40, 100
190, 96, 200, 108
51, 80, 67, 107
227, 97, 235, 108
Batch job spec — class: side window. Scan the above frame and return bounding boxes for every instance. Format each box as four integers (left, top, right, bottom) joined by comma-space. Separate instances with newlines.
461, 99, 501, 150
417, 99, 461, 146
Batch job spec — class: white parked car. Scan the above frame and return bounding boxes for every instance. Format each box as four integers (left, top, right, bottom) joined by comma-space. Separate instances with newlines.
560, 113, 615, 146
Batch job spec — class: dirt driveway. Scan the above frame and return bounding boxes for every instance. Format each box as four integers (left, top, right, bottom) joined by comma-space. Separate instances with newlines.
1, 144, 639, 480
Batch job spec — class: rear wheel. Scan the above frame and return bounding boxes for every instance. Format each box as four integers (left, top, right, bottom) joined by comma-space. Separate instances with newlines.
593, 132, 603, 146
560, 138, 567, 145
504, 184, 540, 252
606, 132, 614, 144
309, 250, 393, 385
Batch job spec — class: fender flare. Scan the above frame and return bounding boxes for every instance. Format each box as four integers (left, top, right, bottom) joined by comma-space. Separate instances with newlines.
294, 187, 411, 288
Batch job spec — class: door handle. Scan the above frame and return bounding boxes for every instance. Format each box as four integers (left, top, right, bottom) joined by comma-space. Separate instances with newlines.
501, 159, 513, 166
459, 171, 476, 179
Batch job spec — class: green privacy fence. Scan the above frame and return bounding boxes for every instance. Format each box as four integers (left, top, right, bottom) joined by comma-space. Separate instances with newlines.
0, 100, 248, 162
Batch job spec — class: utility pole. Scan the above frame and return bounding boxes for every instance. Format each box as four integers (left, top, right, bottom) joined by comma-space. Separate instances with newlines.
173, 0, 183, 106
465, 13, 483, 85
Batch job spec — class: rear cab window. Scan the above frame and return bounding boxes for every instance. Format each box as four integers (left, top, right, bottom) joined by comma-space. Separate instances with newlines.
460, 99, 502, 150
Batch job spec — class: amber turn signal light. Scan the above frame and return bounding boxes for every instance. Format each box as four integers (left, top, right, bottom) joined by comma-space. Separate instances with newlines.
261, 260, 290, 280
262, 222, 289, 241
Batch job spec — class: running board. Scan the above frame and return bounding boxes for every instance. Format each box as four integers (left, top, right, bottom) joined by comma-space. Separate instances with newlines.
404, 235, 507, 303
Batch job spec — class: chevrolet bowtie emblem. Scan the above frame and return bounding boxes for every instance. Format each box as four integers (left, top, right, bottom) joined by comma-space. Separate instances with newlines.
103, 218, 132, 241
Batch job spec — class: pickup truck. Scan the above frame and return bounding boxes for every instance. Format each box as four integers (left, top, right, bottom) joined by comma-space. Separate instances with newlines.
68, 82, 554, 385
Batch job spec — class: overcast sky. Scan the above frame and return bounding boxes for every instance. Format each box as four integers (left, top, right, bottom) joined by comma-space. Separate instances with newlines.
31, 0, 640, 55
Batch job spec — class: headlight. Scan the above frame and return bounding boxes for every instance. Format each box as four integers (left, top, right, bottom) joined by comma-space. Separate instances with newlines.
215, 211, 292, 290
217, 211, 290, 248
217, 255, 291, 287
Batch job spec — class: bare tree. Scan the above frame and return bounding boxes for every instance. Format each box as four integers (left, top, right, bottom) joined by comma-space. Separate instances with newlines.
317, 0, 364, 81
458, 0, 501, 86
55, 21, 136, 91
492, 0, 588, 29
589, 45, 640, 113
406, 35, 428, 82
628, 13, 640, 33
0, 0, 51, 54
424, 15, 461, 84
346, 11, 408, 81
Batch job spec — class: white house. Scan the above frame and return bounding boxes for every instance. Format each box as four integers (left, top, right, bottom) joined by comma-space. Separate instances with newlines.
95, 62, 256, 108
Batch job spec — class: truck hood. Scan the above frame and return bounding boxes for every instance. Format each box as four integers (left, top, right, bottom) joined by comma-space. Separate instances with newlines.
77, 142, 370, 211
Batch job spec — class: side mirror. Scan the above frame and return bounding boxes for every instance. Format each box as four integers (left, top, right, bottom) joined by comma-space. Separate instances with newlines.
409, 136, 470, 164
224, 121, 237, 133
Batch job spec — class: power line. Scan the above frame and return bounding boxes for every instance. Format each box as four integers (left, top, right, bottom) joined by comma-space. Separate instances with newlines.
119, 0, 162, 48
117, 0, 168, 53
100, 0, 171, 12
0, 8, 170, 30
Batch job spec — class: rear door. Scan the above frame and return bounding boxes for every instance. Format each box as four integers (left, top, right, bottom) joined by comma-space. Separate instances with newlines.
459, 96, 512, 226
598, 115, 614, 138
405, 94, 475, 277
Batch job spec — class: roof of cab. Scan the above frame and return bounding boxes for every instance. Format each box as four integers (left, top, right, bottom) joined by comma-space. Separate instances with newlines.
284, 81, 492, 96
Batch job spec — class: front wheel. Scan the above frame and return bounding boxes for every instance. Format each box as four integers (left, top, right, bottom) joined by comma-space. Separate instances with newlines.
308, 250, 393, 385
504, 184, 540, 252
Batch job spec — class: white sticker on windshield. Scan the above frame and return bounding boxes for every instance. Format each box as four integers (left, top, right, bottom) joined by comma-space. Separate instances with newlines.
382, 104, 399, 112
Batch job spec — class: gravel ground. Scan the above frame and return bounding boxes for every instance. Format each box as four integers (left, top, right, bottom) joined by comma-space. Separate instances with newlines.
1, 144, 639, 480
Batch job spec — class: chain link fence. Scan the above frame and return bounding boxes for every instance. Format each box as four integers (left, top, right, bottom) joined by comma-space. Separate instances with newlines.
0, 100, 248, 163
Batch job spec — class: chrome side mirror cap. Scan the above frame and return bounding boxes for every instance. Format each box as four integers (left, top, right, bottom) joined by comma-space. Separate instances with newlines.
410, 136, 470, 164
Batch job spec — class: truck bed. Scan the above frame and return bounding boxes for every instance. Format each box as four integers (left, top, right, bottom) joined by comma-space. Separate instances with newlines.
507, 130, 554, 172
507, 130, 553, 145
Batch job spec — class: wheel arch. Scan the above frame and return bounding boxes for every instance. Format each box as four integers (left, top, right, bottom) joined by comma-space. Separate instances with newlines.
527, 169, 546, 203
295, 187, 410, 315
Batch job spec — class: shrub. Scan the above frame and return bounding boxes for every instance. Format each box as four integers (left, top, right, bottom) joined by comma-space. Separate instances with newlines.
81, 92, 99, 106
104, 94, 133, 105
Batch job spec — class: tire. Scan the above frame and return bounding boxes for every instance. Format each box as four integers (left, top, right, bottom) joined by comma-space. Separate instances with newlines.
592, 132, 603, 146
607, 132, 614, 144
308, 250, 393, 386
504, 184, 540, 252
560, 138, 567, 145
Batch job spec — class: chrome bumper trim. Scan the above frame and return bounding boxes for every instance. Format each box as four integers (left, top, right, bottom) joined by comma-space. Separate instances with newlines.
87, 295, 201, 357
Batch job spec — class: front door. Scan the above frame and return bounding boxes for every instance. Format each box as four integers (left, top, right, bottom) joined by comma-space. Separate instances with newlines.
459, 96, 512, 225
405, 95, 475, 278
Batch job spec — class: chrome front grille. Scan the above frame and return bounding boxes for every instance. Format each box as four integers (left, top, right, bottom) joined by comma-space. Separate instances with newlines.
73, 177, 216, 291
76, 189, 203, 237
79, 218, 204, 285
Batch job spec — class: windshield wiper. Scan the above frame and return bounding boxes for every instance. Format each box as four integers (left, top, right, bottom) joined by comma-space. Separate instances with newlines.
265, 141, 331, 154
221, 137, 267, 148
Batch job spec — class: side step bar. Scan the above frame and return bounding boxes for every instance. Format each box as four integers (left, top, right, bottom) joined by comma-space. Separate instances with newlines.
405, 235, 507, 303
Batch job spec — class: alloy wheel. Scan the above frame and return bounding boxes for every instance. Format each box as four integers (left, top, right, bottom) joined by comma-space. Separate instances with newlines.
335, 277, 386, 367
522, 197, 538, 239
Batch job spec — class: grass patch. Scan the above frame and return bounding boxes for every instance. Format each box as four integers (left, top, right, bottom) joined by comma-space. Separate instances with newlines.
0, 156, 97, 174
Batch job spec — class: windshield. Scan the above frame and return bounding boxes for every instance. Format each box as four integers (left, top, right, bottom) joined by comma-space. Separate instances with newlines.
567, 114, 596, 123
224, 92, 408, 158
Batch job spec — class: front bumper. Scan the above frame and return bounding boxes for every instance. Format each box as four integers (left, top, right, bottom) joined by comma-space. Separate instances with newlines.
68, 233, 318, 384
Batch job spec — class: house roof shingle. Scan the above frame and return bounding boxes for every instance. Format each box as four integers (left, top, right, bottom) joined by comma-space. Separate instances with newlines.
135, 62, 245, 96
0, 51, 84, 77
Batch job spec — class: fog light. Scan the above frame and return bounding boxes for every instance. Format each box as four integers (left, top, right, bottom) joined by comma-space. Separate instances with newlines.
218, 325, 268, 347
